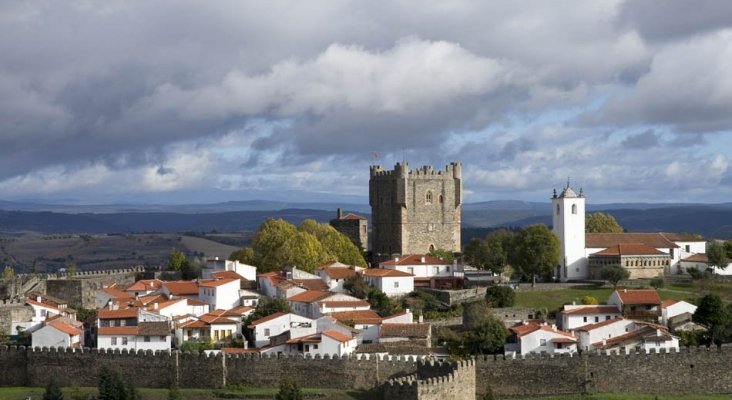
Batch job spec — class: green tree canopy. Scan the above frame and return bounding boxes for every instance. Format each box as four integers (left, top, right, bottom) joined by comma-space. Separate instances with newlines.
244, 297, 292, 326
167, 248, 187, 272
509, 224, 560, 287
229, 247, 256, 265
276, 377, 303, 400
693, 294, 729, 344
277, 231, 330, 273
301, 220, 366, 267
484, 286, 515, 308
600, 265, 630, 288
428, 248, 455, 264
465, 314, 508, 354
252, 218, 298, 272
463, 230, 514, 275
707, 241, 729, 271
2, 265, 15, 280
585, 212, 624, 233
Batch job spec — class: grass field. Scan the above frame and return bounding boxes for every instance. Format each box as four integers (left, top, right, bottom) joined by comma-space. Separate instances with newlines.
0, 386, 380, 400
514, 280, 732, 313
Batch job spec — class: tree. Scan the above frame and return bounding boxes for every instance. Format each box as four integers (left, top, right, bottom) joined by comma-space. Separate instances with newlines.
600, 265, 629, 288
168, 248, 187, 272
310, 224, 367, 267
585, 212, 623, 233
251, 218, 298, 272
98, 365, 127, 400
693, 294, 729, 345
707, 241, 728, 271
485, 286, 515, 308
43, 378, 64, 400
368, 289, 401, 317
229, 246, 256, 265
276, 231, 330, 273
465, 315, 508, 354
724, 240, 732, 259
581, 296, 598, 305
463, 230, 514, 275
428, 248, 454, 264
462, 301, 491, 330
343, 275, 371, 299
2, 265, 14, 280
168, 381, 182, 400
509, 224, 560, 287
276, 377, 303, 400
244, 297, 292, 327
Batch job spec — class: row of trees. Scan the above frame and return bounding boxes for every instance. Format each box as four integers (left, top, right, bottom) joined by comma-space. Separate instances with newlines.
229, 219, 367, 273
463, 224, 560, 286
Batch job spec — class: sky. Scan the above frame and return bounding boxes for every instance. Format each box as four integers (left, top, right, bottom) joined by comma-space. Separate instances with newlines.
2, 1, 732, 205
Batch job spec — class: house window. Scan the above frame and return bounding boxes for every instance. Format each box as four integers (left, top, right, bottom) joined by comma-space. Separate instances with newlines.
41, 309, 47, 317
120, 319, 126, 327
111, 337, 117, 345
314, 344, 319, 350
305, 344, 310, 352
583, 317, 587, 322
685, 245, 690, 252
572, 204, 577, 214
606, 316, 611, 320
595, 316, 599, 322
264, 328, 271, 336
394, 281, 399, 288
540, 339, 547, 346
160, 336, 166, 341
408, 267, 414, 275
121, 337, 128, 345
226, 330, 232, 338
144, 336, 150, 342
433, 266, 439, 275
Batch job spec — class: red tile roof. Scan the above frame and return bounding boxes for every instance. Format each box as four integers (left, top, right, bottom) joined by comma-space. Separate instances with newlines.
328, 310, 382, 325
212, 271, 247, 281
682, 253, 709, 263
379, 323, 430, 338
126, 279, 163, 292
179, 320, 210, 329
258, 272, 286, 285
198, 278, 238, 288
319, 300, 370, 308
575, 318, 627, 332
224, 306, 255, 316
163, 281, 199, 295
199, 314, 238, 325
98, 326, 139, 335
361, 268, 413, 277
100, 286, 134, 300
380, 254, 451, 266
292, 279, 329, 291
287, 290, 331, 303
559, 306, 621, 315
248, 311, 288, 327
614, 289, 662, 305
586, 233, 678, 249
98, 308, 139, 319
339, 213, 366, 220
593, 243, 667, 256
49, 321, 82, 336
286, 333, 322, 344
321, 329, 354, 343
660, 232, 704, 242
661, 299, 680, 308
187, 298, 208, 306
510, 322, 575, 339
26, 298, 59, 311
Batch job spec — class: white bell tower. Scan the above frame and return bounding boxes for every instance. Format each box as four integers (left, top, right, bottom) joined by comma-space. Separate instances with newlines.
551, 181, 587, 281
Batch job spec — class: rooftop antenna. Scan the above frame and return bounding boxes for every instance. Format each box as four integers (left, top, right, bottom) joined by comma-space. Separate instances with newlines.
566, 176, 571, 189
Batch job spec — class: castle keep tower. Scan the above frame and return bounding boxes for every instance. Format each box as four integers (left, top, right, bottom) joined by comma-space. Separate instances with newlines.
551, 182, 586, 281
369, 162, 462, 261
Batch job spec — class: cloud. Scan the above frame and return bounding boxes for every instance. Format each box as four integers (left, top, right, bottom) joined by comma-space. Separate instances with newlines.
618, 0, 732, 42
621, 130, 660, 149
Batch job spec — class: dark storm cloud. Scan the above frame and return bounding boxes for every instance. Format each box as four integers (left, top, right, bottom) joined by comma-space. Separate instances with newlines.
621, 130, 659, 149
618, 0, 732, 42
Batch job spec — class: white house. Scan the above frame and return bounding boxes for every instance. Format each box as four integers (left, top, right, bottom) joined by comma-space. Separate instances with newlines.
149, 298, 189, 319
285, 329, 357, 357
204, 258, 257, 281
380, 254, 456, 278
257, 272, 285, 298
158, 281, 200, 300
125, 279, 163, 297
551, 182, 708, 281
574, 318, 679, 353
328, 310, 383, 343
661, 299, 697, 326
379, 323, 431, 346
506, 321, 577, 355
176, 311, 239, 344
287, 290, 331, 318
198, 278, 241, 311
360, 268, 414, 297
97, 306, 171, 351
247, 312, 316, 348
558, 305, 622, 331
239, 289, 261, 307
316, 261, 361, 292
32, 321, 83, 349
574, 318, 636, 351
315, 293, 371, 318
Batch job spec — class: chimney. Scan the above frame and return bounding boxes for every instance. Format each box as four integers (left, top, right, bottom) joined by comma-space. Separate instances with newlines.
602, 339, 607, 346
36, 295, 42, 303
418, 314, 424, 323
107, 300, 113, 310
337, 208, 343, 219
420, 256, 425, 263
657, 329, 662, 336
572, 301, 576, 306
395, 257, 400, 262
154, 303, 158, 310
243, 340, 248, 349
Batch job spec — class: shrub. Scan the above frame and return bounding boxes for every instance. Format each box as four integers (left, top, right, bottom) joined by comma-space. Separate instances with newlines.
650, 277, 665, 289
485, 285, 515, 308
580, 296, 598, 305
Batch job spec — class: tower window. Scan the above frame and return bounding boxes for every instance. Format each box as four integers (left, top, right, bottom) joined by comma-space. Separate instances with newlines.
425, 191, 433, 204
572, 204, 577, 214
556, 204, 560, 215
438, 194, 443, 204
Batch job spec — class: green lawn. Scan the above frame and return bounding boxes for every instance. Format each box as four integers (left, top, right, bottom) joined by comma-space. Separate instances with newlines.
0, 387, 379, 400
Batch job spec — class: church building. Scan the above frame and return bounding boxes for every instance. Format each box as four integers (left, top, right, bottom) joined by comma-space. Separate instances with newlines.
551, 183, 706, 281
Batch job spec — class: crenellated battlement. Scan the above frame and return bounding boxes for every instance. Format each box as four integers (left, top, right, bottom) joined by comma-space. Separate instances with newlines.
385, 359, 476, 399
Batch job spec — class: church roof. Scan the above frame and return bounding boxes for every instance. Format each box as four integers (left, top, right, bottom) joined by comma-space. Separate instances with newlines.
592, 243, 667, 256
586, 233, 679, 249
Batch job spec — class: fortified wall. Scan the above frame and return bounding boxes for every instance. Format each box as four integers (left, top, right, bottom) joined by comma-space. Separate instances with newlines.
3, 346, 732, 397
384, 360, 475, 400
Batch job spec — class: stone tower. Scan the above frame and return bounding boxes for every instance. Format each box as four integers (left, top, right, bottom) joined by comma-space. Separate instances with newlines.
369, 162, 462, 261
551, 181, 587, 281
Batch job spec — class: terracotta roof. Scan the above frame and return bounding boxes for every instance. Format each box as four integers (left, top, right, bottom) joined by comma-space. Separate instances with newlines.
258, 272, 286, 285
138, 321, 170, 336
321, 329, 354, 343
329, 310, 382, 325
586, 233, 678, 249
661, 299, 680, 308
551, 337, 577, 344
575, 318, 627, 332
49, 321, 82, 336
592, 326, 671, 350
100, 286, 134, 300
199, 278, 239, 288
224, 306, 255, 316
380, 254, 451, 266
98, 326, 139, 335
26, 298, 59, 311
186, 298, 208, 306
316, 263, 359, 279
292, 279, 329, 291
614, 289, 662, 305
28, 292, 67, 307
660, 232, 704, 242
682, 253, 709, 263
560, 306, 621, 315
319, 300, 370, 308
339, 213, 366, 220
509, 321, 543, 337
286, 333, 322, 344
361, 268, 413, 277
126, 279, 163, 292
150, 298, 185, 311
163, 281, 199, 295
592, 243, 667, 256
287, 290, 331, 303
212, 271, 247, 281
379, 323, 431, 338
199, 313, 238, 325
98, 308, 139, 319
179, 320, 209, 329
248, 312, 288, 327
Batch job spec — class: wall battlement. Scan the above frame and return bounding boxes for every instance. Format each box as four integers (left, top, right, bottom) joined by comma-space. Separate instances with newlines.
384, 359, 475, 399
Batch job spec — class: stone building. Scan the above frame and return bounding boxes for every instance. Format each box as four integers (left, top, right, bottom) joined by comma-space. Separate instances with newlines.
369, 162, 461, 262
587, 243, 669, 280
329, 208, 368, 251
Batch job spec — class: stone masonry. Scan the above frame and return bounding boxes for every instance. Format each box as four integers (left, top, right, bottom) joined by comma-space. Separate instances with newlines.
384, 359, 476, 400
369, 162, 461, 262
